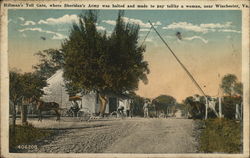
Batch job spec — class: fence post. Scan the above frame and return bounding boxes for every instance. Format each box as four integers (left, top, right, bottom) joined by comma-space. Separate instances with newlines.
205, 97, 208, 119
235, 104, 239, 119
219, 97, 222, 118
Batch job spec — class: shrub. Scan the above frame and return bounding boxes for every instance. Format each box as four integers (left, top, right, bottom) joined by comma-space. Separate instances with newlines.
222, 96, 242, 119
199, 118, 242, 153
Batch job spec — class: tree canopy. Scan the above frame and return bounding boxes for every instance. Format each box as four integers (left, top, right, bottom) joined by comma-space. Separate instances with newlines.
62, 10, 149, 97
33, 49, 64, 79
9, 70, 47, 104
220, 74, 242, 96
153, 95, 176, 113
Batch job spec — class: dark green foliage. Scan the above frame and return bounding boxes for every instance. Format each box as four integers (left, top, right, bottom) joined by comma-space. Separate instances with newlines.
222, 96, 242, 119
62, 10, 149, 97
9, 71, 47, 103
9, 124, 53, 149
64, 81, 83, 97
131, 95, 145, 116
33, 49, 64, 79
9, 70, 47, 127
234, 82, 243, 96
9, 71, 23, 105
218, 74, 243, 119
184, 96, 206, 119
220, 74, 242, 96
199, 118, 242, 153
153, 95, 176, 113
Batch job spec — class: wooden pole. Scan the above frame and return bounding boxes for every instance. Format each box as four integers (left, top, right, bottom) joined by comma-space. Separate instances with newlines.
235, 104, 239, 119
205, 97, 208, 119
148, 21, 208, 119
219, 97, 222, 118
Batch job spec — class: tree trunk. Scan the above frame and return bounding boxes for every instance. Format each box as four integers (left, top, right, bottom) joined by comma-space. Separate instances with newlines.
99, 94, 108, 117
11, 102, 16, 144
21, 104, 28, 125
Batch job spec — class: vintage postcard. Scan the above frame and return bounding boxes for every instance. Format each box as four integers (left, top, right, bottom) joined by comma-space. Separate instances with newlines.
1, 0, 249, 158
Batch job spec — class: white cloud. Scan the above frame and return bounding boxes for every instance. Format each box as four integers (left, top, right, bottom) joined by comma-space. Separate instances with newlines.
200, 22, 232, 29
122, 17, 162, 28
103, 17, 161, 28
22, 20, 36, 26
102, 20, 116, 25
52, 33, 67, 40
155, 21, 162, 25
38, 14, 78, 25
122, 17, 151, 28
19, 27, 43, 32
140, 28, 150, 32
96, 26, 106, 31
18, 17, 25, 21
163, 22, 210, 33
145, 38, 153, 42
218, 29, 241, 33
162, 21, 235, 33
184, 36, 208, 44
19, 27, 66, 40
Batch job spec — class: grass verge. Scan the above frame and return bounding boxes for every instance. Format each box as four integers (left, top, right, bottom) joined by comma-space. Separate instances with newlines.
199, 118, 242, 153
9, 123, 53, 150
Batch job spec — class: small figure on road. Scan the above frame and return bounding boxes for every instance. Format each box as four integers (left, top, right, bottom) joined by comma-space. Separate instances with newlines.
143, 100, 149, 118
70, 100, 80, 117
117, 100, 125, 118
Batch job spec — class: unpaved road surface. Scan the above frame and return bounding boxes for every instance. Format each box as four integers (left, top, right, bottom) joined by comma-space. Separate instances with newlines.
17, 117, 199, 153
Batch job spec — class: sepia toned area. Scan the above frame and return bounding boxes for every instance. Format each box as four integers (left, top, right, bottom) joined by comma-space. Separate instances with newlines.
7, 9, 243, 154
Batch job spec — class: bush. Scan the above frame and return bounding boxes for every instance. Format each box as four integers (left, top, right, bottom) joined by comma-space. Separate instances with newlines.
9, 123, 53, 150
222, 96, 242, 119
199, 118, 242, 153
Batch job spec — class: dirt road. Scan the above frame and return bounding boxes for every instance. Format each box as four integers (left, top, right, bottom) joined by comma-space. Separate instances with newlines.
18, 117, 199, 153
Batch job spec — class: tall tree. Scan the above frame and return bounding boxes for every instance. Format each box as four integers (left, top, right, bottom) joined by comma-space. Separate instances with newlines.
33, 49, 64, 79
153, 95, 176, 116
220, 74, 242, 96
131, 95, 146, 116
62, 10, 149, 115
9, 70, 23, 139
9, 70, 47, 124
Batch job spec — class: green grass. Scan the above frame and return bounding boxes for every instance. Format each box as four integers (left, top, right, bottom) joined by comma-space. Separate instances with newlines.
9, 123, 53, 149
199, 118, 242, 153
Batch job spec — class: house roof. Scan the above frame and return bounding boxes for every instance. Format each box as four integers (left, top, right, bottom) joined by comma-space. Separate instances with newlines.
69, 96, 82, 101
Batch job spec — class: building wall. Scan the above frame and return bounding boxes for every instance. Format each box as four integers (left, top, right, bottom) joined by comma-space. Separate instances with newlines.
42, 70, 109, 114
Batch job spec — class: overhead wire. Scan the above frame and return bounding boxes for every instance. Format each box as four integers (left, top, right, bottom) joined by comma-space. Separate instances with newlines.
140, 26, 153, 47
148, 20, 207, 97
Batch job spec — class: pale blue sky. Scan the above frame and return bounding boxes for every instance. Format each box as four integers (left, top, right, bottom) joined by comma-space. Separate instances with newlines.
8, 10, 242, 100
8, 10, 241, 47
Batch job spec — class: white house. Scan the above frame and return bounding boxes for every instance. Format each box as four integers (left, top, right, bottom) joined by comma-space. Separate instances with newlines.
41, 70, 109, 114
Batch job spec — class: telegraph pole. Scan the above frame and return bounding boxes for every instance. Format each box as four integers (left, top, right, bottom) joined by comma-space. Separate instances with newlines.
148, 21, 208, 119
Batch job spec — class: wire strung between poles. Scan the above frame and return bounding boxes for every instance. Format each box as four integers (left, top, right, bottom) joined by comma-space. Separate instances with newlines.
140, 26, 153, 47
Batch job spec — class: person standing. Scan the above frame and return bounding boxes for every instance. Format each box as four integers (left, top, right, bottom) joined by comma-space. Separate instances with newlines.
117, 99, 125, 118
143, 100, 149, 118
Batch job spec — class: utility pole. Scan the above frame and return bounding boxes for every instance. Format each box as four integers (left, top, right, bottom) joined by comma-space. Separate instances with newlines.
219, 97, 222, 118
148, 21, 208, 119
